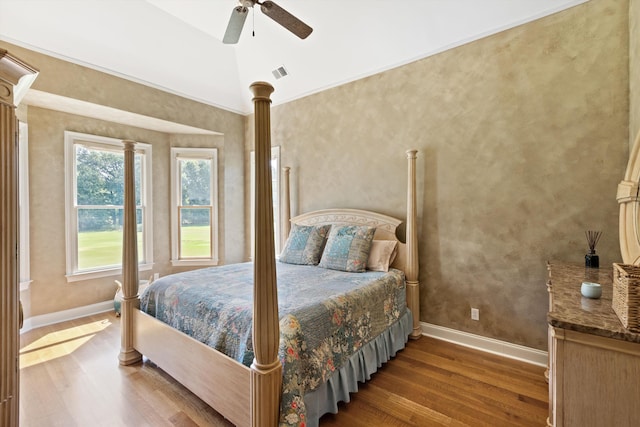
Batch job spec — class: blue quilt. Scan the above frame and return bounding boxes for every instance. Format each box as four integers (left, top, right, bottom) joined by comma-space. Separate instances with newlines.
140, 262, 407, 426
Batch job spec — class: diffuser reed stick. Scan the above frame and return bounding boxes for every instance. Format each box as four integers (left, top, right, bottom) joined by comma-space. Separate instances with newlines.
585, 230, 602, 254
585, 230, 602, 268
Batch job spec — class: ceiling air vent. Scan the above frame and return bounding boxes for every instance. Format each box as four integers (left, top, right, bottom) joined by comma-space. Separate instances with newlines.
272, 65, 289, 79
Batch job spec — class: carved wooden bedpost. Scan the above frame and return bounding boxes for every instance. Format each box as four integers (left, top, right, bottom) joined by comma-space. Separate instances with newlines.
0, 49, 37, 427
405, 150, 421, 339
281, 166, 291, 244
250, 81, 281, 427
617, 129, 640, 264
119, 140, 142, 365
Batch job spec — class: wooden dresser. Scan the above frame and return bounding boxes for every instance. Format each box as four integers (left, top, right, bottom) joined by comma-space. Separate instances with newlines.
546, 261, 640, 426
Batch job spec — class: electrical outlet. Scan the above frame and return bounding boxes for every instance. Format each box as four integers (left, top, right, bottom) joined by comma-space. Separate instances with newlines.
153, 273, 160, 281
471, 308, 480, 321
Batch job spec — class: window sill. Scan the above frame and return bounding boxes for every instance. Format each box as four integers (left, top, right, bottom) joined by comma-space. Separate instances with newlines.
170, 259, 219, 268
65, 262, 154, 283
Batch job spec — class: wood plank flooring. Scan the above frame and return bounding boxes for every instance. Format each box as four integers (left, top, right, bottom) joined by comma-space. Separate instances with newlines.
19, 312, 548, 426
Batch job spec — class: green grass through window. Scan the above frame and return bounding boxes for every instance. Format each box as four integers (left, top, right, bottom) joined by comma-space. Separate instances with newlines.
180, 225, 211, 258
78, 230, 143, 270
77, 226, 211, 270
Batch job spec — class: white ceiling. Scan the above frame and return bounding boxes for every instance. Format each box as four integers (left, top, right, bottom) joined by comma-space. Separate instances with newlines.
0, 0, 586, 115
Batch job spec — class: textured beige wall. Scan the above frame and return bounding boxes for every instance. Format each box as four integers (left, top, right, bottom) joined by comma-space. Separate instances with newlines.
263, 0, 629, 349
0, 41, 246, 317
631, 0, 640, 147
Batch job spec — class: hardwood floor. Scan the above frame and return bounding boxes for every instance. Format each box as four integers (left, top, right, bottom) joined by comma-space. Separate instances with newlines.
19, 312, 548, 426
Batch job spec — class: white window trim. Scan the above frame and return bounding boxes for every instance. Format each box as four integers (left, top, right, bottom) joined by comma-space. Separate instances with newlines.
19, 121, 31, 291
250, 146, 281, 259
64, 131, 153, 282
170, 147, 219, 267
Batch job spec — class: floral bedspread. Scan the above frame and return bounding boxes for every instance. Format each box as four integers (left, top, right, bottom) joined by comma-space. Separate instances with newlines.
140, 262, 407, 426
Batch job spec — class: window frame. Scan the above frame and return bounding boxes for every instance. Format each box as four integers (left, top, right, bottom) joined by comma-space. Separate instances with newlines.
170, 147, 219, 267
64, 131, 153, 282
250, 145, 281, 258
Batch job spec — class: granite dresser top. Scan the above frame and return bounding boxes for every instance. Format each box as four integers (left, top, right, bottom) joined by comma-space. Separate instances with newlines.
547, 261, 640, 343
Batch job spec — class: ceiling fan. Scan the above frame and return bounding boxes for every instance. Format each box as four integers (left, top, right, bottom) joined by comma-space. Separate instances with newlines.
223, 0, 313, 44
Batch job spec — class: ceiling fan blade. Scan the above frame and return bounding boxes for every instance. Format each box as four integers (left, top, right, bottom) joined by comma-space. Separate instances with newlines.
223, 6, 248, 44
260, 1, 313, 40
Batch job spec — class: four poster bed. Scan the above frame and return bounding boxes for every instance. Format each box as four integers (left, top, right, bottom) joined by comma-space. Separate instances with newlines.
118, 82, 421, 427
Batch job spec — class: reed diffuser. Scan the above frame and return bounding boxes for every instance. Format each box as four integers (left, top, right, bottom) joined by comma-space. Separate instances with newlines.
585, 230, 602, 268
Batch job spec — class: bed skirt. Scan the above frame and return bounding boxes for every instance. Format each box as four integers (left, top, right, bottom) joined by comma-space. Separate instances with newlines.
302, 309, 413, 427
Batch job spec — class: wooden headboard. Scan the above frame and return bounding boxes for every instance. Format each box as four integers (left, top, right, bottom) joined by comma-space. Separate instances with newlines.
291, 208, 408, 272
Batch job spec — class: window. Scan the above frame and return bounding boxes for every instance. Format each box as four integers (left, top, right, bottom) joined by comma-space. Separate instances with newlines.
250, 146, 280, 258
170, 147, 218, 266
64, 132, 153, 282
19, 121, 31, 291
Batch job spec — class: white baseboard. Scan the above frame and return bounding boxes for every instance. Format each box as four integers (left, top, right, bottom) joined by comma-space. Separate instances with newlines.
19, 305, 548, 367
21, 300, 114, 333
421, 322, 548, 367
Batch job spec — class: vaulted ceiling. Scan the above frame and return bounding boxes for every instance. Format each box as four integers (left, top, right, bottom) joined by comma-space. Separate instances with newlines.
0, 0, 586, 115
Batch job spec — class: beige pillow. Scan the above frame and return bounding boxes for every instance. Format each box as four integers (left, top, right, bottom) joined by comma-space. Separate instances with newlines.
367, 240, 398, 272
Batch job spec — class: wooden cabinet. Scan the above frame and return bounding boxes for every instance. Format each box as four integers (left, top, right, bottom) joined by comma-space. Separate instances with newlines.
547, 262, 640, 427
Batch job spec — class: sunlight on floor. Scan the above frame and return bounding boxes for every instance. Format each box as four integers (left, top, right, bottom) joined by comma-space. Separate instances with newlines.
20, 319, 112, 369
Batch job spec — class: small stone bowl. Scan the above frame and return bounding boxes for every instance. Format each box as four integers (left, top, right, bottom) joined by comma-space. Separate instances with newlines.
581, 281, 602, 299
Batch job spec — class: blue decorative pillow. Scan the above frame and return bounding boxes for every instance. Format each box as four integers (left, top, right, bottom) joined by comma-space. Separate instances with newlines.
318, 225, 376, 272
279, 224, 331, 265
